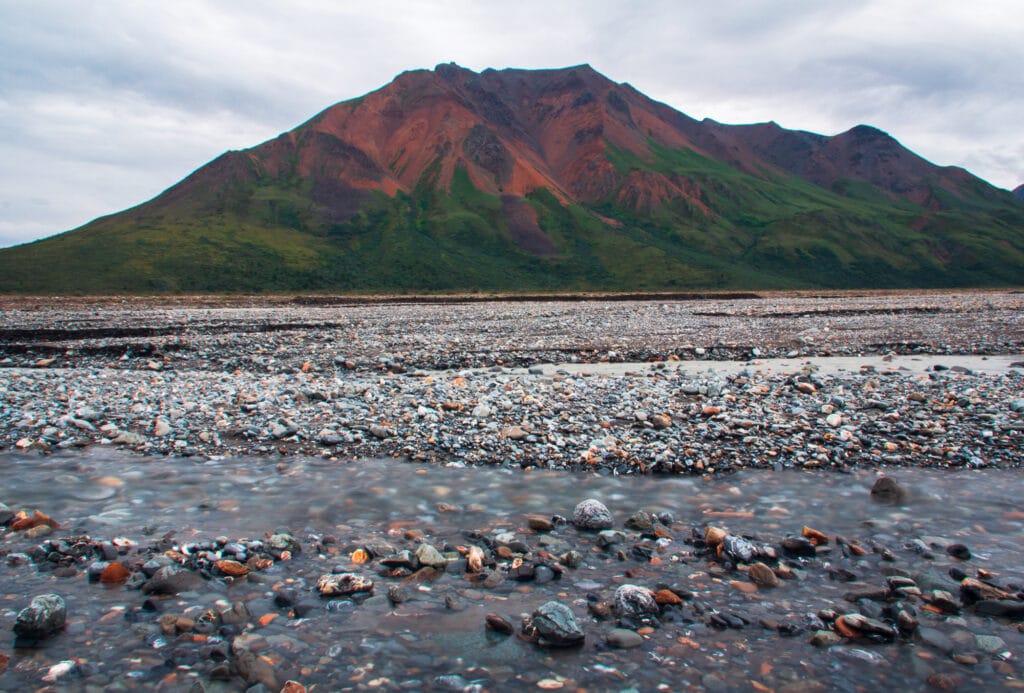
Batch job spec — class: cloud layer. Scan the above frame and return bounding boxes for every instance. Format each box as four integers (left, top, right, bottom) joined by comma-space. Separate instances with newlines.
2, 0, 1022, 247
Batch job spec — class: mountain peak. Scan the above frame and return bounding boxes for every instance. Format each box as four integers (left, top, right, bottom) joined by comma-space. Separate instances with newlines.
1014, 184, 1024, 201
2, 65, 1022, 293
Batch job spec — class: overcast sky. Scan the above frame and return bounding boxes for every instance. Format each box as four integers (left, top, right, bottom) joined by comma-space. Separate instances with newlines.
2, 1, 1022, 248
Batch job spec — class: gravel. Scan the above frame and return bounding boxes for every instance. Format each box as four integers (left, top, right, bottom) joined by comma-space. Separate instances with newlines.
1, 291, 1022, 473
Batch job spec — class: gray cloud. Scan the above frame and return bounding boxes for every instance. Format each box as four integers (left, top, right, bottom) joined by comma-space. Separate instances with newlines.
1, 0, 1021, 247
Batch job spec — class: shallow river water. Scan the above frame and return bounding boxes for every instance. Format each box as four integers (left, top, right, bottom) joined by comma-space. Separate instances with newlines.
1, 449, 1022, 691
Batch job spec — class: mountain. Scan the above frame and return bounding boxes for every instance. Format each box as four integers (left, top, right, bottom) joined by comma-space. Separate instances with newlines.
1014, 184, 1024, 201
2, 63, 1022, 293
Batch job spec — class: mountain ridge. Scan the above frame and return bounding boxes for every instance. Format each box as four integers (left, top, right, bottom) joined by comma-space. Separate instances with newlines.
2, 63, 1022, 293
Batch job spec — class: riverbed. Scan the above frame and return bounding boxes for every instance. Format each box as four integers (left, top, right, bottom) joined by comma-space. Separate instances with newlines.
1, 449, 1023, 691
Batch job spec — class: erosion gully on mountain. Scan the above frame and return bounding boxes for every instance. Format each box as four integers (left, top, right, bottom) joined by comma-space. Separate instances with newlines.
0, 290, 1022, 691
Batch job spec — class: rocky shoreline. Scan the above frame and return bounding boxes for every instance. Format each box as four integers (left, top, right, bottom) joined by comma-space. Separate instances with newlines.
1, 291, 1023, 473
1, 291, 1023, 690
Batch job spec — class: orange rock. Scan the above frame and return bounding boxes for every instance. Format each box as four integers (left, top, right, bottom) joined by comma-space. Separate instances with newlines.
281, 682, 307, 693
351, 548, 370, 564
729, 580, 758, 593
802, 526, 829, 546
215, 560, 249, 577
833, 615, 860, 638
258, 613, 278, 627
654, 589, 683, 605
704, 526, 727, 547
701, 406, 722, 416
747, 562, 779, 588
10, 509, 60, 532
100, 562, 131, 583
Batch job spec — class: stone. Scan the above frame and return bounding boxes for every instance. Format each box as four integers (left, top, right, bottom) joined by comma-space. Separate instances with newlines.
572, 499, 613, 530
13, 594, 67, 643
625, 510, 655, 531
810, 630, 842, 647
721, 535, 758, 563
946, 543, 971, 560
316, 573, 374, 597
870, 476, 906, 503
973, 600, 1024, 619
651, 414, 672, 430
414, 543, 447, 569
607, 627, 644, 648
975, 634, 1007, 653
917, 627, 956, 655
748, 562, 779, 587
613, 584, 659, 620
527, 601, 585, 647
485, 613, 515, 634
143, 566, 203, 595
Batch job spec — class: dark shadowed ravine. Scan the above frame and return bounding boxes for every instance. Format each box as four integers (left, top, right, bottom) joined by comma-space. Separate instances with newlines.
1, 448, 1022, 691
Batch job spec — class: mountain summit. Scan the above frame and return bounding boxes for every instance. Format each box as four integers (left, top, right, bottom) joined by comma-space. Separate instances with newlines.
3, 63, 1022, 293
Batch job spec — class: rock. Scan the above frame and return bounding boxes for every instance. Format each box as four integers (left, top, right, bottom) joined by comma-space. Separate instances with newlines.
153, 418, 172, 437
946, 543, 971, 560
704, 526, 727, 547
159, 614, 196, 635
214, 559, 249, 577
143, 566, 203, 595
973, 600, 1024, 619
651, 414, 672, 429
596, 530, 626, 548
526, 514, 555, 531
527, 601, 585, 647
99, 562, 131, 583
369, 424, 393, 439
13, 594, 67, 643
721, 535, 758, 563
387, 584, 409, 605
870, 476, 906, 503
316, 573, 374, 597
607, 627, 645, 648
625, 510, 655, 531
485, 613, 515, 634
414, 543, 447, 569
267, 533, 301, 554
917, 627, 956, 655
572, 499, 613, 530
975, 634, 1007, 654
810, 630, 842, 647
234, 649, 279, 690
654, 589, 684, 606
614, 584, 659, 620
748, 562, 779, 587
781, 535, 816, 557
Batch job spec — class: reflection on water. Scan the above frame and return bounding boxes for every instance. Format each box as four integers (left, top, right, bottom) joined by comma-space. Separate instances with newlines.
1, 448, 1023, 691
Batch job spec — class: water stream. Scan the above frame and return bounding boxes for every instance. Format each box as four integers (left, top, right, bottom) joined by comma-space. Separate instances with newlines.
1, 449, 1022, 691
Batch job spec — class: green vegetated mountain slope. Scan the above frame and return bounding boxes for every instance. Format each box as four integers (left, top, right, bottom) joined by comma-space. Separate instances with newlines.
2, 63, 1022, 293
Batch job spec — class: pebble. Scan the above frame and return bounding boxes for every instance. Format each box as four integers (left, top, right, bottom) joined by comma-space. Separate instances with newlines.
316, 573, 374, 597
1, 294, 1019, 477
572, 499, 614, 530
613, 584, 659, 620
607, 628, 645, 648
13, 593, 67, 643
527, 601, 585, 647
